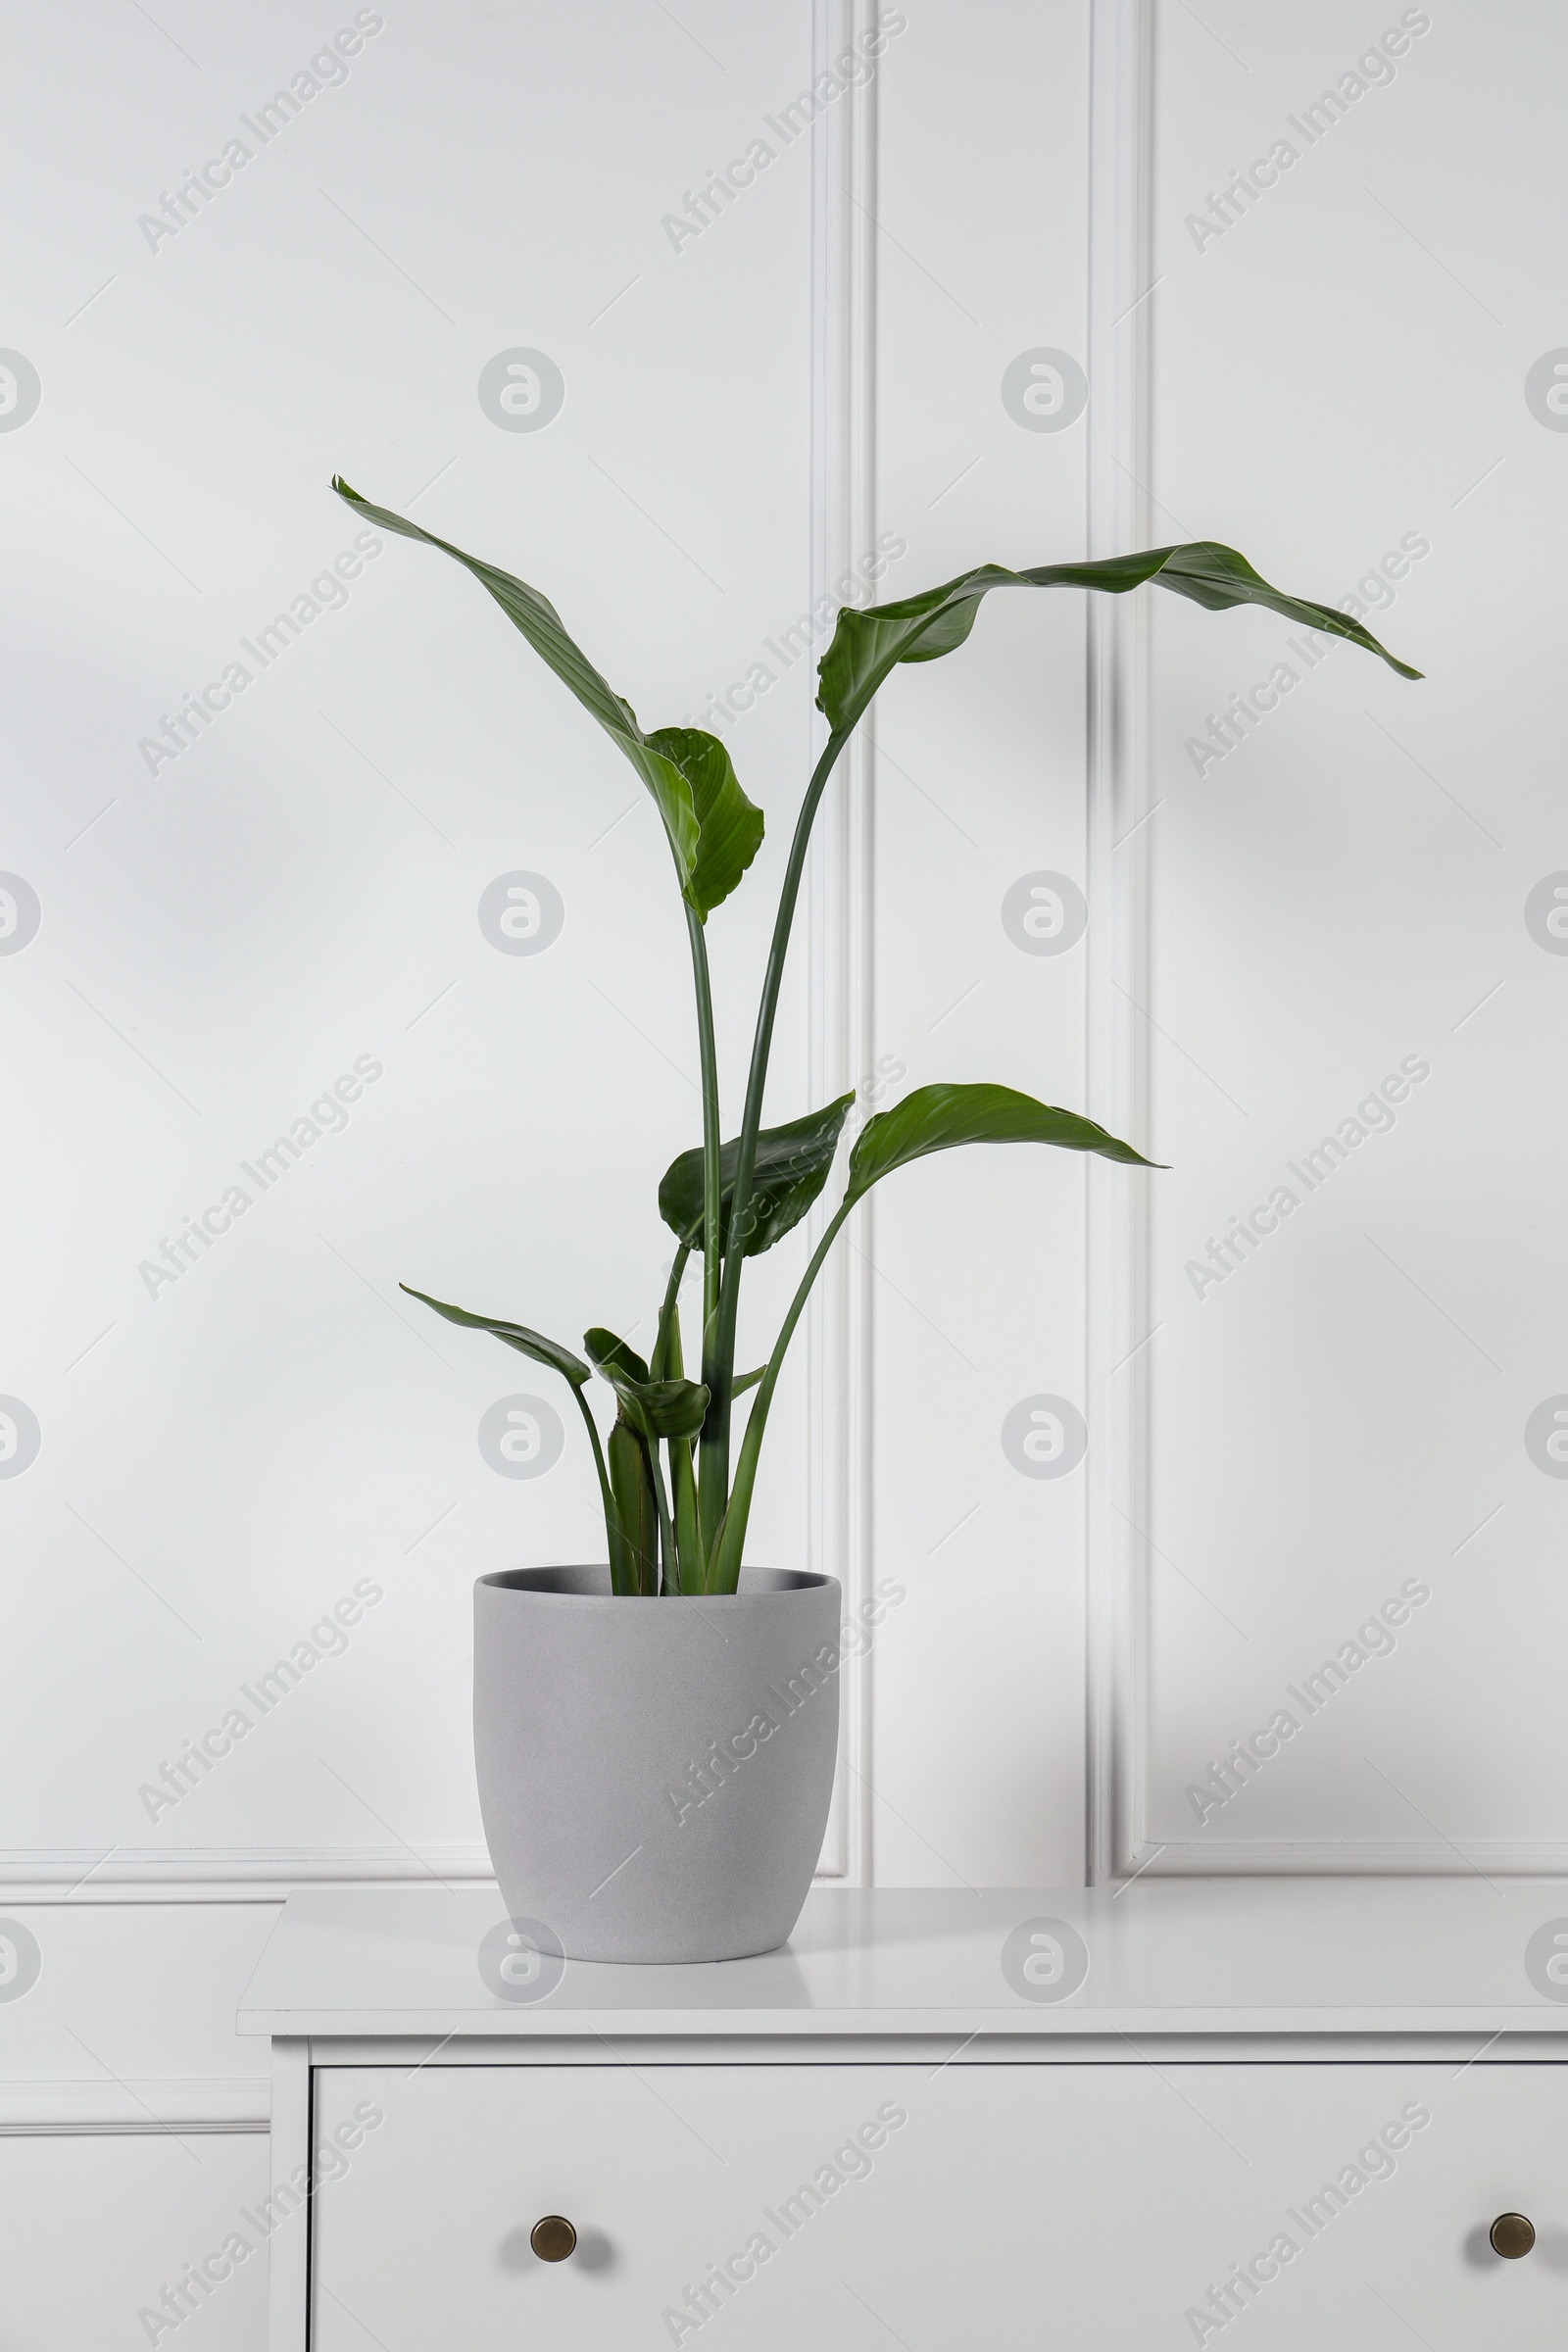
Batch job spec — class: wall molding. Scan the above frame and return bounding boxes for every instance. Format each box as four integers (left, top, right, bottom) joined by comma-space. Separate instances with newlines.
1085, 0, 1156, 1886
1124, 1839, 1568, 1879
0, 1846, 495, 1904
0, 2078, 269, 2135
807, 0, 878, 1886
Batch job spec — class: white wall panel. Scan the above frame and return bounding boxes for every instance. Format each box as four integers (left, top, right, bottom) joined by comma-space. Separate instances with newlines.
0, 2132, 270, 2349
865, 1, 1093, 1886
2, 0, 818, 1886
1112, 0, 1568, 1871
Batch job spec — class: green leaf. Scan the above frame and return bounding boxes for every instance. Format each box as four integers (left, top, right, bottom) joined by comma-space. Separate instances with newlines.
659, 1092, 857, 1259
608, 1419, 659, 1596
645, 728, 765, 923
400, 1286, 590, 1384
584, 1328, 710, 1443
331, 478, 763, 918
582, 1326, 652, 1387
844, 1083, 1160, 1208
816, 541, 1422, 735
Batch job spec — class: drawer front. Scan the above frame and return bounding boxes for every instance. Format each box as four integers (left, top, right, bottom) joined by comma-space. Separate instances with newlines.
311, 2060, 1568, 2347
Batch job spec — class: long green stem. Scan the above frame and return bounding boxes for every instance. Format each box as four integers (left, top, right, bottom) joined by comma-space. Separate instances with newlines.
684, 905, 728, 1559
706, 1198, 853, 1592
669, 1437, 700, 1590
651, 1244, 690, 1380
702, 726, 854, 1556
660, 1295, 703, 1592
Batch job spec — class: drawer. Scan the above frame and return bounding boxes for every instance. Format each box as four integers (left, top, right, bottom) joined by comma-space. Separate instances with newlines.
310, 2059, 1568, 2347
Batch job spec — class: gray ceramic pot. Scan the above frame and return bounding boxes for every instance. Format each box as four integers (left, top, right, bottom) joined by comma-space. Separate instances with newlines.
472, 1565, 842, 1964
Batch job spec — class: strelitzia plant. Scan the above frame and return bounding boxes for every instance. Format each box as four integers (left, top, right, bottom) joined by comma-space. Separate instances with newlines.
332, 478, 1418, 1595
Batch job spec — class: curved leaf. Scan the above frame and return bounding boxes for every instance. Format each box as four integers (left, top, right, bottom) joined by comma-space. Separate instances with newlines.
844, 1083, 1159, 1208
584, 1328, 710, 1442
583, 1326, 652, 1387
704, 1083, 1160, 1592
646, 728, 764, 921
331, 478, 762, 918
401, 1285, 590, 1384
816, 541, 1422, 735
659, 1092, 857, 1259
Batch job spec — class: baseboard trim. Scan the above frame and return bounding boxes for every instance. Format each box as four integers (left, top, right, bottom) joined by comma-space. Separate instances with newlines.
1124, 1838, 1568, 1878
0, 1846, 497, 1902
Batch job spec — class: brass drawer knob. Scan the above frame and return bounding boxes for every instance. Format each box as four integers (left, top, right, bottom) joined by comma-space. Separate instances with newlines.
1491, 2213, 1536, 2260
530, 2215, 577, 2263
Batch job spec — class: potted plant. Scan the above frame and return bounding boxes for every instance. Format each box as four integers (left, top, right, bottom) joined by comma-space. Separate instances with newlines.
331, 476, 1417, 1961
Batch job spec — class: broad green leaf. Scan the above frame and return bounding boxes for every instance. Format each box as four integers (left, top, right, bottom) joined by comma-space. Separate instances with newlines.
401, 1285, 590, 1384
816, 541, 1422, 735
331, 478, 762, 917
844, 1083, 1159, 1208
659, 1093, 857, 1259
584, 1328, 710, 1443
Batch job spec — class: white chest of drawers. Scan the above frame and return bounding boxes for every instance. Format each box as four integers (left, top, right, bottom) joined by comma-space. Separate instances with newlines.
239, 1881, 1568, 2348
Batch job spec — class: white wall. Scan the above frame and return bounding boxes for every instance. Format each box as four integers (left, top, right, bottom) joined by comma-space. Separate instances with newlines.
1, 0, 1558, 2342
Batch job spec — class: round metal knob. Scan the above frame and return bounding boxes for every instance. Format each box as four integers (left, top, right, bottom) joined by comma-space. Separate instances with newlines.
530, 2215, 577, 2263
1491, 2213, 1536, 2260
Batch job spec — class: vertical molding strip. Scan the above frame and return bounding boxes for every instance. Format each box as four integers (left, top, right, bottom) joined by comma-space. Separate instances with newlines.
1085, 0, 1155, 1886
808, 0, 877, 1884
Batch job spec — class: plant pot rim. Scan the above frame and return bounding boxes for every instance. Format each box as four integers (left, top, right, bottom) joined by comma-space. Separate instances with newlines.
476, 1564, 838, 1607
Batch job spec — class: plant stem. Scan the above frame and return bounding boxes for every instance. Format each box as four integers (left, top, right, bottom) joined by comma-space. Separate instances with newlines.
669, 1437, 700, 1590
684, 904, 728, 1562
702, 725, 854, 1560
706, 1196, 853, 1592
683, 908, 722, 1329
651, 1244, 690, 1380
570, 1381, 631, 1593
660, 1296, 703, 1592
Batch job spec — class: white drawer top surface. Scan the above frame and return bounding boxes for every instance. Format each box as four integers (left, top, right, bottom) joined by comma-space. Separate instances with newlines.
238, 1882, 1568, 2039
